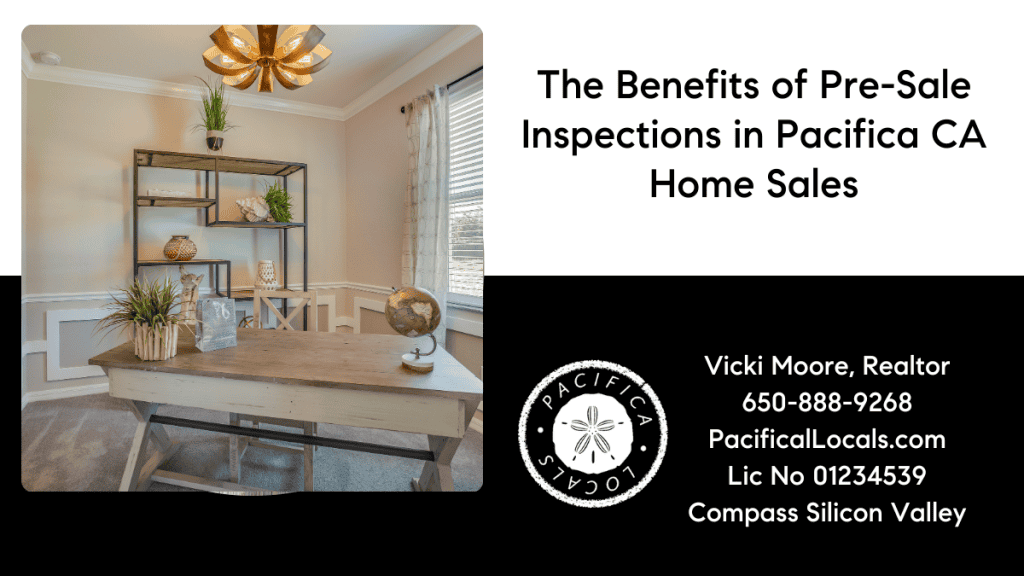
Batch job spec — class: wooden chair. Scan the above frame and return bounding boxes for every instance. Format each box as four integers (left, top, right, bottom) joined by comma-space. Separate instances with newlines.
252, 289, 318, 331
229, 290, 319, 491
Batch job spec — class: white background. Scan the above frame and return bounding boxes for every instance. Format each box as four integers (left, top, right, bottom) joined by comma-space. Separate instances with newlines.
6, 1, 1023, 275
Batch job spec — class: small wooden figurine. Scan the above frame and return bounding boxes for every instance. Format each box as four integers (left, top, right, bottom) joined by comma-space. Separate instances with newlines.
179, 264, 205, 325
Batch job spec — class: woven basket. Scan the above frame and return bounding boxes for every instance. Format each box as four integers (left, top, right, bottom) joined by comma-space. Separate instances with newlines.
164, 235, 197, 261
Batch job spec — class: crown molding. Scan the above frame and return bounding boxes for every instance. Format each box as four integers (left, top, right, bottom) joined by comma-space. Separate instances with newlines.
23, 61, 347, 122
339, 24, 482, 120
22, 41, 34, 77
21, 25, 481, 123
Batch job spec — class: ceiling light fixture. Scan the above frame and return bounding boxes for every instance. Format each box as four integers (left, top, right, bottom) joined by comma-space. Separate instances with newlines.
202, 25, 332, 93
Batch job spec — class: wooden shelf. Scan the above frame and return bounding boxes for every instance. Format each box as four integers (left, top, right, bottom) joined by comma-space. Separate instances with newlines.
133, 149, 309, 328
214, 288, 298, 300
206, 221, 306, 229
135, 149, 304, 177
136, 195, 217, 208
137, 259, 230, 266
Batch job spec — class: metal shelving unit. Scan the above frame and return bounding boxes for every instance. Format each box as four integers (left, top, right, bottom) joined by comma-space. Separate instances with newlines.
132, 149, 309, 328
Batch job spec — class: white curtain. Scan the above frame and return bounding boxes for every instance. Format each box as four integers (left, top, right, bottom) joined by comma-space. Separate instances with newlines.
403, 84, 449, 346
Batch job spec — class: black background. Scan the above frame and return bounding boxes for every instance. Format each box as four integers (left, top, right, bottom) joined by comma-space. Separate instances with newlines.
487, 276, 1018, 566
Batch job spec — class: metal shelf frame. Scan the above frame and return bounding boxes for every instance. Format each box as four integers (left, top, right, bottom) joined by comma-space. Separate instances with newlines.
132, 149, 309, 328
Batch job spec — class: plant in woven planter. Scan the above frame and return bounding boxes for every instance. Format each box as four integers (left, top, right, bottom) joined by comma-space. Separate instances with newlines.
95, 276, 189, 361
262, 179, 293, 223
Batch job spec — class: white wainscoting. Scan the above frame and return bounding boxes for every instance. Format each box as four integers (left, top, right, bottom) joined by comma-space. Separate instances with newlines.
45, 308, 108, 381
21, 284, 483, 414
22, 339, 46, 356
20, 280, 483, 414
352, 297, 386, 333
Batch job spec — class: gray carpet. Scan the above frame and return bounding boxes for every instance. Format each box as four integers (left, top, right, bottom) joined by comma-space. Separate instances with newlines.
21, 393, 483, 492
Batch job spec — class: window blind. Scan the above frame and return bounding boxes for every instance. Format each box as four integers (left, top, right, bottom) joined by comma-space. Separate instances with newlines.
448, 69, 483, 304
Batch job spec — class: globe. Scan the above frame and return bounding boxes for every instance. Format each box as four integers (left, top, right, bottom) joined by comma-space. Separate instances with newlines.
385, 286, 442, 373
385, 286, 441, 338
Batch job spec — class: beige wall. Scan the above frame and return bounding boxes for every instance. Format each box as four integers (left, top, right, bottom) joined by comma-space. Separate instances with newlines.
24, 81, 345, 294
21, 80, 347, 397
345, 34, 482, 289
345, 33, 484, 384
22, 70, 28, 401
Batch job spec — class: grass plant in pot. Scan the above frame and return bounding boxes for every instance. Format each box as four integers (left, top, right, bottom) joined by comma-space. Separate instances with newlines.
262, 179, 293, 223
191, 76, 237, 152
95, 276, 188, 361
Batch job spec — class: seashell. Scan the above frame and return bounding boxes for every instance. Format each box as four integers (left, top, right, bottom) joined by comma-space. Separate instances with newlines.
236, 196, 272, 222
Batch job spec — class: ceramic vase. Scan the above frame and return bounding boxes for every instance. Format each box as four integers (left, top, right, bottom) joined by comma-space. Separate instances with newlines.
133, 322, 179, 361
255, 260, 278, 289
206, 130, 224, 152
164, 235, 197, 261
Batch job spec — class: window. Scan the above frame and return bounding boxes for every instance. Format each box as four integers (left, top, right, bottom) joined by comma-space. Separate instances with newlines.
448, 69, 483, 309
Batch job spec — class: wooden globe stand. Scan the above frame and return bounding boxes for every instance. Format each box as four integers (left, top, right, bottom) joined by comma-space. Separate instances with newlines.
402, 333, 437, 373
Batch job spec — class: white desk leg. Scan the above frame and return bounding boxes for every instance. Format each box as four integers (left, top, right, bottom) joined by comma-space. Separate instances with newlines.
126, 400, 172, 452
414, 400, 478, 492
124, 399, 183, 491
120, 399, 161, 491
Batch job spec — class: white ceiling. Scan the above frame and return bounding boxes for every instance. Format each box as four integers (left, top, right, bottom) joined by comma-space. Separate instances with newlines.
22, 25, 458, 110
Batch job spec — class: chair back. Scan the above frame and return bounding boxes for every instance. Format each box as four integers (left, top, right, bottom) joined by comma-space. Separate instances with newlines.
252, 290, 318, 331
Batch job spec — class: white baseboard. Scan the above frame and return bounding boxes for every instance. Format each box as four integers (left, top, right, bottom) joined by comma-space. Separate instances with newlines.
22, 381, 109, 410
469, 416, 483, 434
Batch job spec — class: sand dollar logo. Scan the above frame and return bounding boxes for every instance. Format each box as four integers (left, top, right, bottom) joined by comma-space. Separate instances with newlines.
553, 395, 633, 475
519, 361, 667, 507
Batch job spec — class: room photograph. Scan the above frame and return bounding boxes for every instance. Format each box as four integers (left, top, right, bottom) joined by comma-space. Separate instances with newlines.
19, 24, 484, 492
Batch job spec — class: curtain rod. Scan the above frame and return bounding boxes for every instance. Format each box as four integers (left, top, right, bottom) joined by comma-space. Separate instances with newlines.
401, 65, 483, 114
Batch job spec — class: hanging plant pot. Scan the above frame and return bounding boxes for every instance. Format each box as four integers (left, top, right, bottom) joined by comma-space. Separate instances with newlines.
206, 130, 224, 151
132, 322, 179, 361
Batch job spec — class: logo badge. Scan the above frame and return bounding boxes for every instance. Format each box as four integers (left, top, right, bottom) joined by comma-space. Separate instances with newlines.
519, 361, 667, 507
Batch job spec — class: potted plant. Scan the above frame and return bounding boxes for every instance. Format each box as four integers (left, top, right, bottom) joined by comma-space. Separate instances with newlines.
191, 76, 237, 152
95, 276, 187, 361
262, 179, 293, 222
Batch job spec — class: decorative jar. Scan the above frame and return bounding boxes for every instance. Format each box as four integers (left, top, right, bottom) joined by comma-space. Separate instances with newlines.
164, 235, 197, 261
255, 260, 278, 289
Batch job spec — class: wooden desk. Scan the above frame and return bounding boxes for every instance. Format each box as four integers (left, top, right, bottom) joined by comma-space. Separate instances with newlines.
89, 329, 482, 493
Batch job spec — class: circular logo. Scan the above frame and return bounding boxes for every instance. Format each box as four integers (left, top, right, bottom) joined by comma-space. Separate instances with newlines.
519, 361, 667, 507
